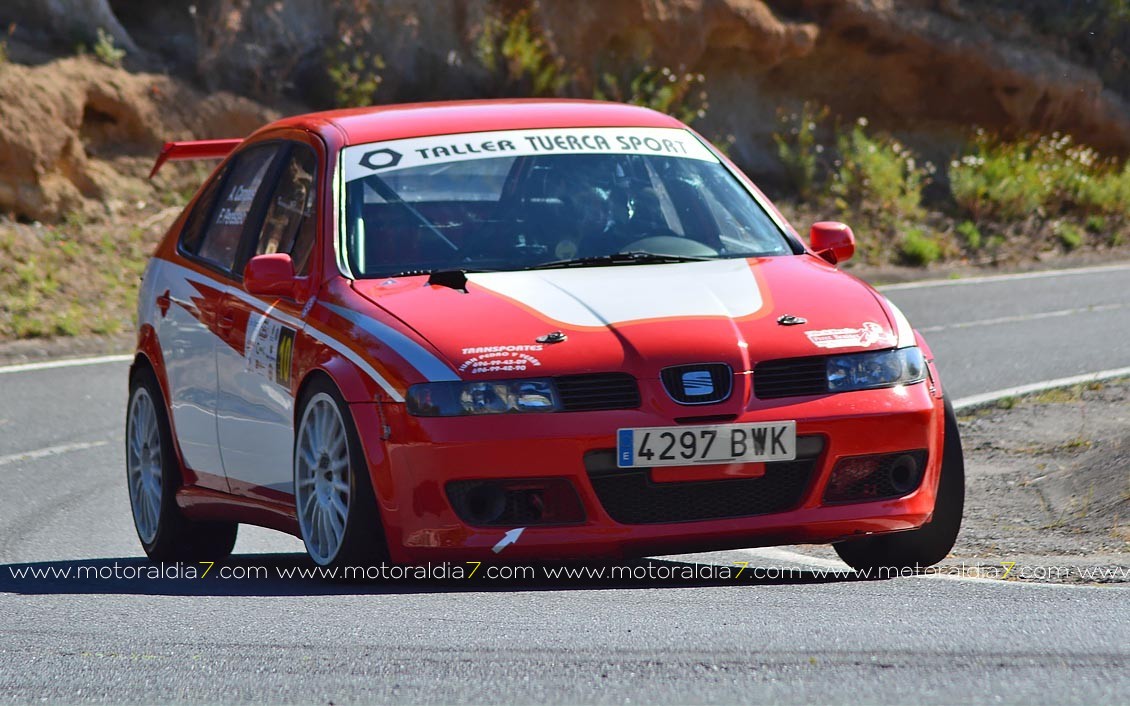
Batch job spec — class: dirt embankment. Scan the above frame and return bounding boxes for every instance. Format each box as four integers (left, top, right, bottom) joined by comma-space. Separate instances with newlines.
0, 56, 274, 223
957, 381, 1130, 564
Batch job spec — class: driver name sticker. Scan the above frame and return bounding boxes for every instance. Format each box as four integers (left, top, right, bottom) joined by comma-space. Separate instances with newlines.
805, 322, 895, 349
343, 127, 718, 182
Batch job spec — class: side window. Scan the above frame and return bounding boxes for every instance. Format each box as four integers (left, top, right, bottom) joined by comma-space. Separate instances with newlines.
194, 145, 280, 272
253, 144, 318, 275
179, 162, 230, 256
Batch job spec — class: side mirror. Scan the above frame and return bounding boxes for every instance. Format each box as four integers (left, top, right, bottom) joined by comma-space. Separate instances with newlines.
809, 221, 855, 265
244, 253, 296, 298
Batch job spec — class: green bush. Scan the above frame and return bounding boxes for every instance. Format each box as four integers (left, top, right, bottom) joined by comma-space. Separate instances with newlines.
949, 137, 1048, 221
832, 118, 927, 225
596, 67, 707, 126
474, 7, 567, 98
1071, 161, 1130, 216
956, 220, 982, 250
772, 103, 829, 200
1085, 215, 1107, 233
93, 28, 125, 68
326, 42, 385, 108
899, 228, 942, 265
472, 6, 708, 124
1054, 221, 1085, 251
950, 131, 1130, 220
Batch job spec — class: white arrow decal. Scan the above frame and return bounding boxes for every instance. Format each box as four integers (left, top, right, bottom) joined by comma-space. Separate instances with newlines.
492, 527, 525, 554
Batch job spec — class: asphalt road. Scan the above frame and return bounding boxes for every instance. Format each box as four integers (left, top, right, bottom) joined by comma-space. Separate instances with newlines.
1, 264, 1128, 705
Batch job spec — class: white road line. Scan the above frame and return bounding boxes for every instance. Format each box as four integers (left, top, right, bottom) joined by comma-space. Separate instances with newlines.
0, 440, 109, 467
739, 547, 848, 569
0, 354, 132, 375
918, 302, 1126, 333
953, 366, 1130, 411
876, 262, 1130, 291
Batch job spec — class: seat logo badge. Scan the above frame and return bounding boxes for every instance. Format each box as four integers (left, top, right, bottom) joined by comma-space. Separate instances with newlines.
359, 148, 403, 171
682, 370, 714, 396
777, 314, 807, 326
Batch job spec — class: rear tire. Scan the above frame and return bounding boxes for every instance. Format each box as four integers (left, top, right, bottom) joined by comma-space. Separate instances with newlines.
127, 365, 237, 561
833, 397, 964, 572
293, 376, 388, 571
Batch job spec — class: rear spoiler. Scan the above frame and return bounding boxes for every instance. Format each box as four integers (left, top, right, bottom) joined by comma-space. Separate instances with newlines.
148, 139, 243, 178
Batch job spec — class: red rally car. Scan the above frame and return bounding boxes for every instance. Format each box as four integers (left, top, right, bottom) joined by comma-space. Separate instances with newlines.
127, 99, 963, 573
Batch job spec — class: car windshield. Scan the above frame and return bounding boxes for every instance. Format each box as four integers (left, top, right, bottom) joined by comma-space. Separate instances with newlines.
340, 127, 795, 277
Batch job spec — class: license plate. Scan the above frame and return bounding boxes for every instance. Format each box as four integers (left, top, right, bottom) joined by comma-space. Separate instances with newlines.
616, 421, 796, 468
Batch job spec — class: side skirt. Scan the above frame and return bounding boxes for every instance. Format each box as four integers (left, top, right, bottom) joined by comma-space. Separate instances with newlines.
177, 486, 300, 537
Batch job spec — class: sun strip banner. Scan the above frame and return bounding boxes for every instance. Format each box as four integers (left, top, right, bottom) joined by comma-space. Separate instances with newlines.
342, 127, 718, 182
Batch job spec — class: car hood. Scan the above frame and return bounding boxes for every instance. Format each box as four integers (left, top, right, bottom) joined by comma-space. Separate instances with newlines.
350, 256, 901, 381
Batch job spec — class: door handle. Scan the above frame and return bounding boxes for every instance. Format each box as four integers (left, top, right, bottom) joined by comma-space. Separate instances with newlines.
217, 313, 235, 333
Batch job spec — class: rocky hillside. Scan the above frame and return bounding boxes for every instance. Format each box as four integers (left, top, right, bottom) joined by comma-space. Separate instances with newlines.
0, 0, 1127, 223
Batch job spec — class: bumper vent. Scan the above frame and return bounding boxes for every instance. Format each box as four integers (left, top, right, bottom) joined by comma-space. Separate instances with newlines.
555, 373, 641, 412
823, 450, 928, 503
660, 363, 733, 404
754, 356, 828, 399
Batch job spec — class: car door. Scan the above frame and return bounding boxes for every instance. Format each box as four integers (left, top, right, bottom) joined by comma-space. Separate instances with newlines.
215, 139, 321, 501
160, 142, 283, 485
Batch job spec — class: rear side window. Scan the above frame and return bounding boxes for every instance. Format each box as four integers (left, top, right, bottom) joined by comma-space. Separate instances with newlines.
192, 145, 280, 272
254, 144, 318, 275
179, 163, 229, 256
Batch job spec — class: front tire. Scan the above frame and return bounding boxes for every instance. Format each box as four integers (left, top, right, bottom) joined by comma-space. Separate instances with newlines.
833, 397, 965, 572
294, 377, 387, 570
127, 365, 237, 561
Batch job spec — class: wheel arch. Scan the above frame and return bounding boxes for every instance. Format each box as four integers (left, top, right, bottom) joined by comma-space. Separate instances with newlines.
130, 324, 169, 401
130, 324, 197, 487
292, 357, 399, 554
291, 364, 396, 565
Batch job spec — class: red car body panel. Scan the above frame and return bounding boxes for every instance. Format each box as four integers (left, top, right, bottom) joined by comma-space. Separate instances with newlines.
133, 99, 948, 563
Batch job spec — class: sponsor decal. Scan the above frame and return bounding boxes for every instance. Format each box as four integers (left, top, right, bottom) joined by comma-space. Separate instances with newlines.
343, 127, 718, 182
246, 312, 297, 386
458, 344, 544, 375
461, 345, 544, 355
804, 322, 895, 349
358, 148, 403, 170
276, 328, 296, 386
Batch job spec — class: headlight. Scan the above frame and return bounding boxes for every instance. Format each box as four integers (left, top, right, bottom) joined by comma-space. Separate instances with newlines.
406, 379, 559, 416
826, 347, 926, 392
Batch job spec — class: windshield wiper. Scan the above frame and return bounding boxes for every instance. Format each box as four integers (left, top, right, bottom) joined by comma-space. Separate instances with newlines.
526, 251, 715, 270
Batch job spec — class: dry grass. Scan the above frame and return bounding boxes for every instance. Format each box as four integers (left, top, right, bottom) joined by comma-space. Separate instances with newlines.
0, 200, 191, 339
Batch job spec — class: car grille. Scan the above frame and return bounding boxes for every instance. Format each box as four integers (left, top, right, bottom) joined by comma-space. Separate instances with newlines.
555, 373, 641, 412
660, 363, 733, 404
754, 356, 828, 399
583, 438, 823, 524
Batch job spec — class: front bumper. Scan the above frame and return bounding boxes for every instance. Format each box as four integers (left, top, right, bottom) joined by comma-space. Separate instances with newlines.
353, 381, 945, 563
